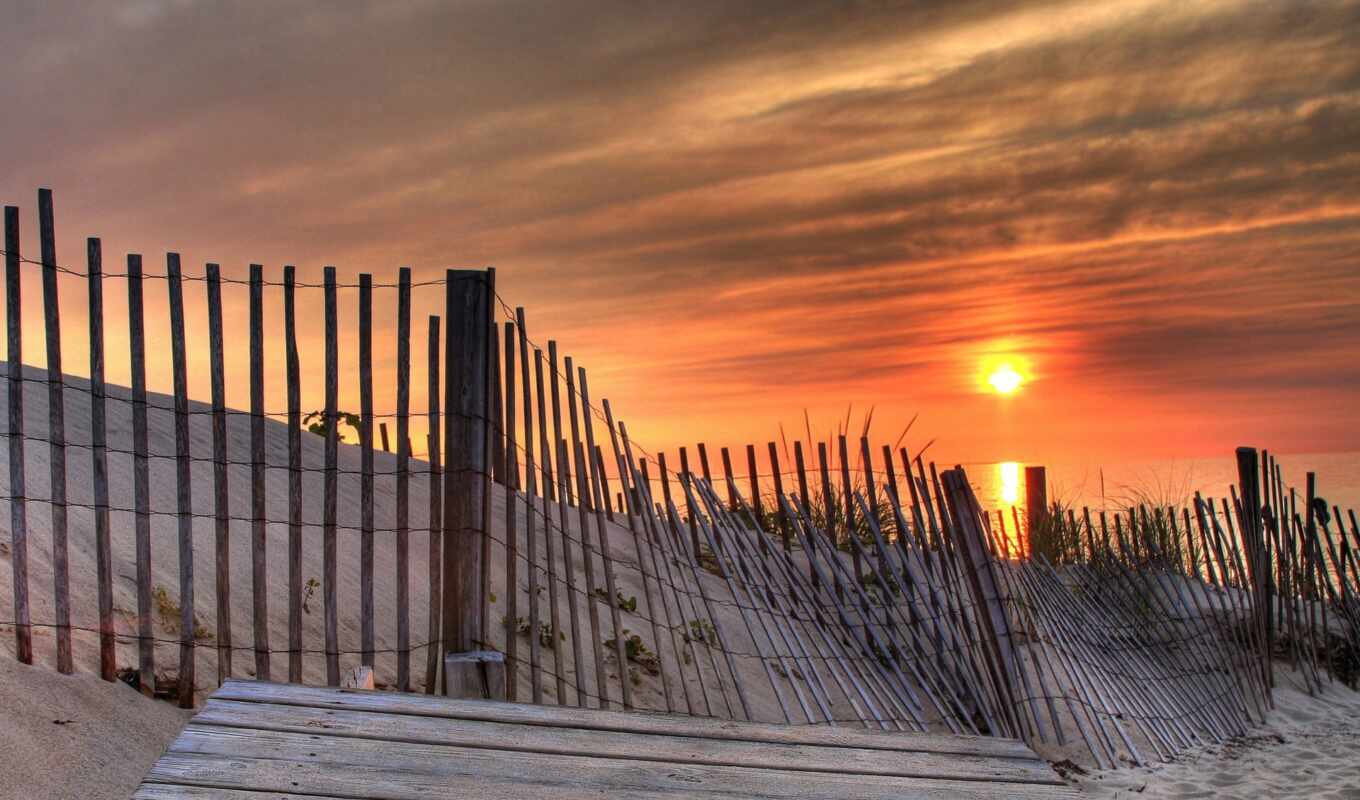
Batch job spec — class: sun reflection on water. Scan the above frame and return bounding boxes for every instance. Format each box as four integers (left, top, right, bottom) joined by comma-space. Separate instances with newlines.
999, 461, 1020, 505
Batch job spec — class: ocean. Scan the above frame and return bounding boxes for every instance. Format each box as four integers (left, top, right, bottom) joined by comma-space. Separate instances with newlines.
959, 451, 1360, 521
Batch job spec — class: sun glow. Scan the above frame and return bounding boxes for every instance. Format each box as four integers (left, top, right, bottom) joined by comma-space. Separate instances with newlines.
987, 363, 1024, 394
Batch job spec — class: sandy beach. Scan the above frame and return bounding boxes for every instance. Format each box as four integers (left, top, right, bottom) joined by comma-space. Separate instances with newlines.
1071, 668, 1360, 799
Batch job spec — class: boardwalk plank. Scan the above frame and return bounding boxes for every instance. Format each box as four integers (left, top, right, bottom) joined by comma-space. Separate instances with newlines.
192, 698, 1059, 784
150, 726, 1074, 799
212, 680, 1037, 760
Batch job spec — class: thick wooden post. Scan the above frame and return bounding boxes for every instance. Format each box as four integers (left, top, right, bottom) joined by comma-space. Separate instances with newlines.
441, 269, 491, 679
1025, 465, 1048, 556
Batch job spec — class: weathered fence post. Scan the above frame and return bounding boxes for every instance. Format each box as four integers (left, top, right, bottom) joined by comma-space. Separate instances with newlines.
1235, 446, 1272, 692
3, 206, 31, 666
441, 269, 493, 697
1025, 465, 1048, 557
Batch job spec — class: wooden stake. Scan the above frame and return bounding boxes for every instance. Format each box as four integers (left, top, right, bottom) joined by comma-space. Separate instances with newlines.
395, 268, 411, 690
127, 254, 153, 694
206, 264, 232, 684
166, 253, 195, 707
37, 188, 72, 674
87, 237, 114, 681
283, 266, 302, 684
2, 206, 30, 665
249, 263, 270, 681
358, 274, 375, 668
424, 316, 442, 693
323, 267, 340, 686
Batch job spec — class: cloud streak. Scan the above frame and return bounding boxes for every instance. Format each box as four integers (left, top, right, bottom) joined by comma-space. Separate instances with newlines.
1, 0, 1357, 462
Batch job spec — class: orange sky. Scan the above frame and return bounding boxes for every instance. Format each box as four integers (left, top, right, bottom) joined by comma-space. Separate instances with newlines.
2, 0, 1358, 468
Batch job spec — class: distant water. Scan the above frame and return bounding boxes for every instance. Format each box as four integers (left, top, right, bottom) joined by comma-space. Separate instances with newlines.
960, 451, 1360, 520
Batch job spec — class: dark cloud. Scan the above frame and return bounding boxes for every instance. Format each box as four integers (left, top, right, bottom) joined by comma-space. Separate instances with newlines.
1, 0, 1357, 458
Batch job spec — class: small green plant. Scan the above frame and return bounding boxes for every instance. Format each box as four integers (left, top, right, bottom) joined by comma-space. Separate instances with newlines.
152, 584, 213, 641
301, 577, 319, 615
502, 615, 564, 649
593, 588, 637, 613
303, 410, 362, 443
604, 628, 660, 674
681, 618, 717, 645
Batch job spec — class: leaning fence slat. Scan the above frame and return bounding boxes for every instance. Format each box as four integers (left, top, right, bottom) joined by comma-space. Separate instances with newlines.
87, 237, 114, 681
768, 443, 790, 552
602, 400, 676, 713
206, 264, 232, 684
514, 309, 543, 703
283, 266, 303, 683
679, 446, 701, 556
720, 446, 737, 511
501, 320, 519, 700
3, 206, 30, 665
548, 342, 587, 707
359, 274, 375, 668
323, 267, 340, 686
657, 452, 680, 549
577, 367, 634, 709
249, 264, 271, 682
533, 349, 567, 704
127, 254, 154, 695
167, 253, 196, 707
395, 268, 411, 691
480, 318, 498, 648
38, 188, 72, 674
424, 315, 443, 693
565, 356, 610, 709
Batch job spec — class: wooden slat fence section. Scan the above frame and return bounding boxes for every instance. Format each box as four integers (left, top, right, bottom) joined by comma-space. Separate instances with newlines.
2, 186, 1358, 781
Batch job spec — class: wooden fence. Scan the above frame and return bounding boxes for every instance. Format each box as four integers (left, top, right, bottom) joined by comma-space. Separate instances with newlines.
3, 187, 1359, 769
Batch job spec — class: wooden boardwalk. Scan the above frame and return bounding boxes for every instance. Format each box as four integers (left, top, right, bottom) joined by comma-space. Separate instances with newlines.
133, 679, 1074, 799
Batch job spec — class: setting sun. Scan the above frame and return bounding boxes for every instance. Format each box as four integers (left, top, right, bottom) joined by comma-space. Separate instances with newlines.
987, 363, 1024, 394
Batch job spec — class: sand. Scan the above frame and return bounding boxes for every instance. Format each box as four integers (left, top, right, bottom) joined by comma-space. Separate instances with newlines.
1068, 667, 1360, 798
0, 655, 190, 800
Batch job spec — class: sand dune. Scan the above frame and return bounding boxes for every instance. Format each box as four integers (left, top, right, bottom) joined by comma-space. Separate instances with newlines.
1070, 666, 1360, 798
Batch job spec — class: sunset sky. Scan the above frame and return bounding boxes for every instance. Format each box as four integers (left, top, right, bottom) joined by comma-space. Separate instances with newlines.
2, 0, 1358, 467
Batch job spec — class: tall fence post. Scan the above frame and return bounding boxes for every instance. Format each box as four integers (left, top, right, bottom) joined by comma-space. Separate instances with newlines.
3, 206, 30, 665
1025, 465, 1047, 557
441, 269, 492, 695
